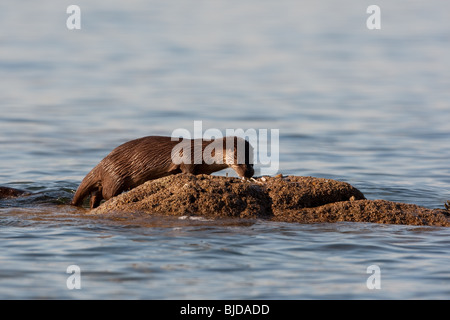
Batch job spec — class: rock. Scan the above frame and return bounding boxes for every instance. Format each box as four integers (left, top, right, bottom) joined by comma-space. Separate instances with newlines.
274, 199, 450, 226
91, 174, 273, 219
89, 174, 450, 226
0, 186, 29, 199
264, 175, 366, 210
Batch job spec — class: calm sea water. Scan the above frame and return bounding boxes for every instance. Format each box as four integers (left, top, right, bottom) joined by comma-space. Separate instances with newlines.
1, 0, 449, 299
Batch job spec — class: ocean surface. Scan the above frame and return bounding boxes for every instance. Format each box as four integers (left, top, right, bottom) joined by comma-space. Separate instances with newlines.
0, 0, 449, 299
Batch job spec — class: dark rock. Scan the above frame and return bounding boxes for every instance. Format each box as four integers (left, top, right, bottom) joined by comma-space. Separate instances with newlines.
0, 186, 29, 199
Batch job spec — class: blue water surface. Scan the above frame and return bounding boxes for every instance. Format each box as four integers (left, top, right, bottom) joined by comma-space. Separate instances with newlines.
0, 0, 449, 299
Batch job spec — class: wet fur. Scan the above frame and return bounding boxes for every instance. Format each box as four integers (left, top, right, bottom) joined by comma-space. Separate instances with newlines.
71, 136, 254, 208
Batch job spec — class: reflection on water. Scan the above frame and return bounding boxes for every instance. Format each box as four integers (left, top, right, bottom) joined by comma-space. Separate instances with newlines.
1, 209, 449, 300
0, 0, 450, 299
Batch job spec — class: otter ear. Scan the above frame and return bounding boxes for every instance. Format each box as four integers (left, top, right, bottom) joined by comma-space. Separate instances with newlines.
247, 146, 255, 165
244, 140, 255, 165
232, 137, 250, 165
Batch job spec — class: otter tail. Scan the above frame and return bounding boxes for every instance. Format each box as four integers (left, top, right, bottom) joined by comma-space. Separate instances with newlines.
71, 167, 101, 207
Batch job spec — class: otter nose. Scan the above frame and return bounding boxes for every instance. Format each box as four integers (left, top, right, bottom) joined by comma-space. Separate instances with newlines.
244, 166, 254, 178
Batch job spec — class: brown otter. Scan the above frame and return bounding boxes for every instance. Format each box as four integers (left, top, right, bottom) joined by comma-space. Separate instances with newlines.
71, 135, 254, 209
0, 186, 28, 199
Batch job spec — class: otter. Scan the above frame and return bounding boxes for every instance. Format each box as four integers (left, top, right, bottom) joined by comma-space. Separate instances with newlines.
71, 136, 254, 209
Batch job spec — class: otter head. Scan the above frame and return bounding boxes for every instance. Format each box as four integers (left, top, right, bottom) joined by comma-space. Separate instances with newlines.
232, 163, 254, 179
226, 136, 254, 179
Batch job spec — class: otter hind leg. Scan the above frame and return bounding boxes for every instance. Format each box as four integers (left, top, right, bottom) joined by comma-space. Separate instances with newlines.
89, 190, 104, 209
101, 177, 126, 203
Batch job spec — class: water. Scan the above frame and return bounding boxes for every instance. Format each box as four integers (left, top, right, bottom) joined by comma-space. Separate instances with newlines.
0, 0, 449, 299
